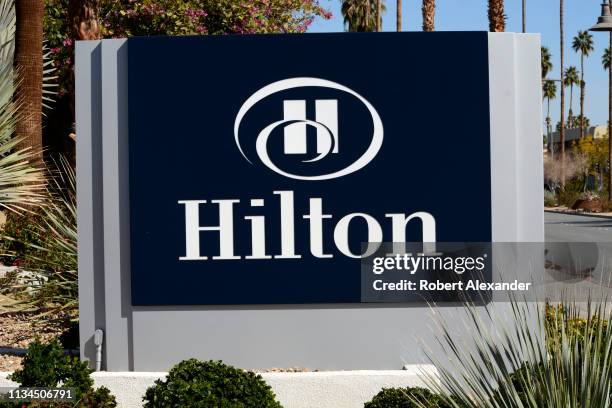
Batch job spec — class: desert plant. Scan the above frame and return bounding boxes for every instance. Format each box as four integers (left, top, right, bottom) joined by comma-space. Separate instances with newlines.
6, 338, 116, 407
419, 296, 612, 407
0, 156, 77, 318
143, 359, 282, 408
544, 190, 557, 207
544, 153, 589, 193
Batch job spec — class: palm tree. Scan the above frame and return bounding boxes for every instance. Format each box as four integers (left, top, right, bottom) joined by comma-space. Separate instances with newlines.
541, 46, 553, 80
488, 0, 505, 32
396, 0, 401, 31
571, 115, 589, 129
572, 31, 594, 140
604, 46, 612, 201
0, 0, 44, 210
543, 80, 557, 152
342, 0, 384, 32
14, 0, 44, 165
563, 66, 580, 128
559, 0, 565, 176
422, 0, 435, 32
376, 0, 381, 31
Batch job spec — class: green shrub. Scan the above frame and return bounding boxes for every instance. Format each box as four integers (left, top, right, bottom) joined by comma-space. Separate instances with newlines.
7, 339, 116, 407
544, 190, 557, 207
558, 185, 581, 207
364, 387, 457, 408
143, 359, 282, 408
0, 211, 46, 268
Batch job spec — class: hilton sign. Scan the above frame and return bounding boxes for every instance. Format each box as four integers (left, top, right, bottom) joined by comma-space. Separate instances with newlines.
76, 32, 543, 371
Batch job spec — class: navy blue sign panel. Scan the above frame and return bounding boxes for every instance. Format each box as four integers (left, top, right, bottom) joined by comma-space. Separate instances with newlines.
128, 32, 492, 306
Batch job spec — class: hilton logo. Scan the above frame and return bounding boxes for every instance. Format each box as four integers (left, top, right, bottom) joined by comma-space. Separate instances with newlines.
176, 78, 436, 262
178, 78, 435, 262
234, 77, 384, 181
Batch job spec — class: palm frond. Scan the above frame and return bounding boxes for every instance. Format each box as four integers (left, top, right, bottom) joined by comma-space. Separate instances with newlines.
42, 43, 58, 113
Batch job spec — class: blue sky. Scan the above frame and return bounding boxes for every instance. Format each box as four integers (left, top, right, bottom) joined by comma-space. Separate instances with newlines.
309, 0, 610, 129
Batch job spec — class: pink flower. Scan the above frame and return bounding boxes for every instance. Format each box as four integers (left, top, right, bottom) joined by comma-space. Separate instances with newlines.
63, 38, 73, 47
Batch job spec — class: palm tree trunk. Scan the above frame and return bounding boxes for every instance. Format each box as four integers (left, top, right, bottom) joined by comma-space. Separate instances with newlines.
422, 0, 435, 32
377, 0, 381, 31
488, 0, 505, 32
608, 32, 612, 200
547, 98, 552, 153
568, 85, 573, 126
14, 0, 44, 165
559, 0, 565, 186
579, 53, 585, 139
396, 0, 401, 31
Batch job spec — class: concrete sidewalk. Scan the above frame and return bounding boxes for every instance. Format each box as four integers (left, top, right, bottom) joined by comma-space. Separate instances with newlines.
0, 367, 437, 408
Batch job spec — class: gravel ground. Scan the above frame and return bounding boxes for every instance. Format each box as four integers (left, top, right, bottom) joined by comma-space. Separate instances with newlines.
0, 312, 66, 371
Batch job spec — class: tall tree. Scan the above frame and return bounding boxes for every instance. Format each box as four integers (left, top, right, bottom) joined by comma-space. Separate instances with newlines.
396, 0, 401, 31
14, 0, 44, 164
559, 0, 565, 181
541, 46, 553, 80
563, 66, 579, 128
488, 0, 505, 32
603, 46, 612, 201
341, 0, 384, 32
0, 0, 45, 210
522, 0, 526, 32
572, 30, 594, 140
377, 0, 381, 31
422, 0, 435, 32
543, 80, 557, 153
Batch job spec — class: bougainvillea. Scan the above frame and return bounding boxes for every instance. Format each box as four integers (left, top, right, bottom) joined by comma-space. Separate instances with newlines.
44, 0, 331, 96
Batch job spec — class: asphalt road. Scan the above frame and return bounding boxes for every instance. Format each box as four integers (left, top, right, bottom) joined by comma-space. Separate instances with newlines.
542, 212, 612, 297
545, 211, 612, 243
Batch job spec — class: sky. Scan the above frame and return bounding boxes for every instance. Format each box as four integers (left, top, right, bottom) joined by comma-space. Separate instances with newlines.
308, 0, 610, 129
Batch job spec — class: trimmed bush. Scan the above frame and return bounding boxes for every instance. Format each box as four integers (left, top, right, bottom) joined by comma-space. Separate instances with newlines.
364, 387, 455, 408
7, 339, 116, 407
143, 359, 282, 408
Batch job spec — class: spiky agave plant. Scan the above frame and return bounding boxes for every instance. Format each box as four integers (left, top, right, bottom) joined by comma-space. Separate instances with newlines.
2, 156, 77, 318
419, 296, 612, 407
0, 0, 44, 211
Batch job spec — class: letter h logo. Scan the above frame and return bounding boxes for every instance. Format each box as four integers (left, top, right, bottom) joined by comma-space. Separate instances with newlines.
282, 100, 339, 155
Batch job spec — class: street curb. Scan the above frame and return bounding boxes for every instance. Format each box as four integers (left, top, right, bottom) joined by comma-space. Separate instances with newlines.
545, 209, 612, 220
